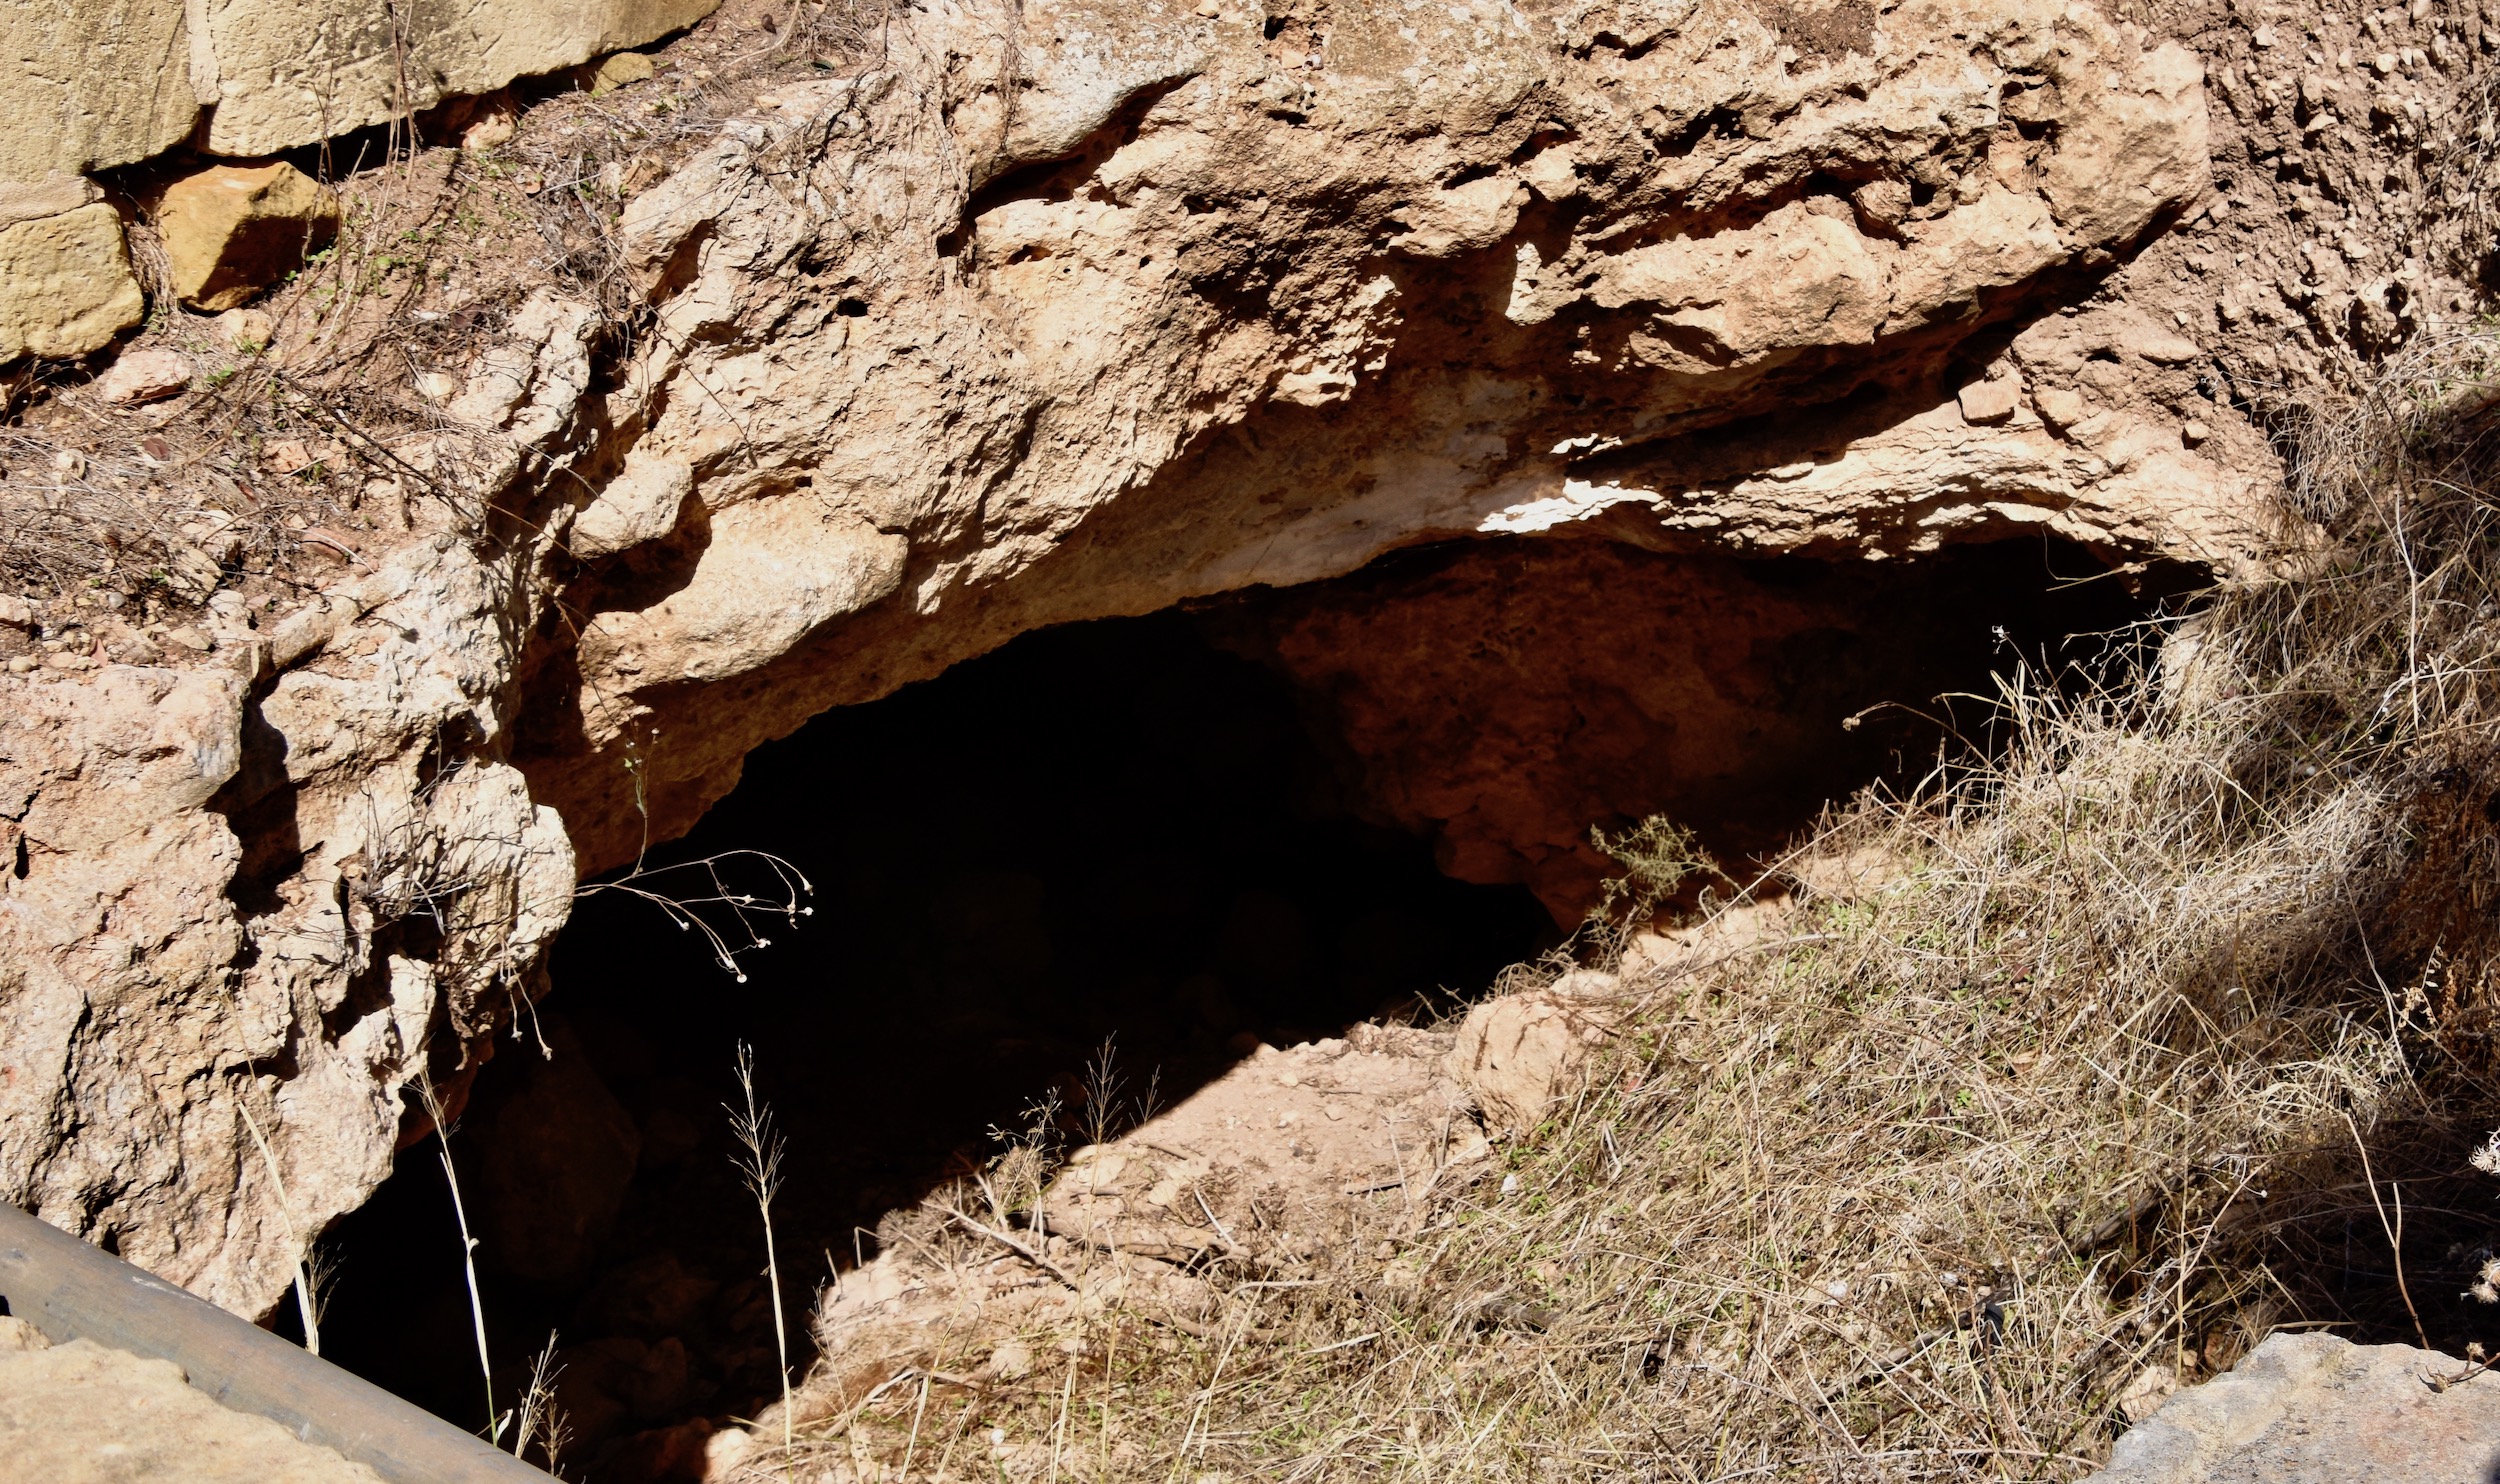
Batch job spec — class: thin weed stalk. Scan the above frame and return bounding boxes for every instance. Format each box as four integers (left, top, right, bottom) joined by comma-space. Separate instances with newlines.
727, 1042, 793, 1468
233, 1095, 323, 1356
415, 1071, 501, 1444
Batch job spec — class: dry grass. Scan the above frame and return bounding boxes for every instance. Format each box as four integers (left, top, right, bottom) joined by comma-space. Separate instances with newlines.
744, 331, 2500, 1481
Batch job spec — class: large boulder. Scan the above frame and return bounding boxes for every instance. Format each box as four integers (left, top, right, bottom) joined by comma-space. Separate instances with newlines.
0, 196, 144, 361
158, 163, 340, 312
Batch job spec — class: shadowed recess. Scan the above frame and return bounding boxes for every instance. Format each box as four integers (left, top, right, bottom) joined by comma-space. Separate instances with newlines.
306, 534, 2168, 1478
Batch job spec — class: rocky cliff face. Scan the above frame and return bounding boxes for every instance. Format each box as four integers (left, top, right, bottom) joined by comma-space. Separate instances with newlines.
0, 0, 2487, 1320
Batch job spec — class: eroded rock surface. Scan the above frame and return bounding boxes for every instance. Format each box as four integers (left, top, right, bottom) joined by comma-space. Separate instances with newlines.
523, 0, 2273, 887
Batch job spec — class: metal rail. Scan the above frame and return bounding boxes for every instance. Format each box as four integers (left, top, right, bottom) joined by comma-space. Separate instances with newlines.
0, 1202, 553, 1484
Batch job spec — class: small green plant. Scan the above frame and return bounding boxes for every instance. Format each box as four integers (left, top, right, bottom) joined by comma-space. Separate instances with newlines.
1590, 812, 1727, 920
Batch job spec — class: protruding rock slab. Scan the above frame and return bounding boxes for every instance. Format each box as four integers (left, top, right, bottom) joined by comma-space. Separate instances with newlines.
2089, 1332, 2500, 1483
0, 1333, 385, 1484
0, 202, 145, 361
159, 162, 341, 312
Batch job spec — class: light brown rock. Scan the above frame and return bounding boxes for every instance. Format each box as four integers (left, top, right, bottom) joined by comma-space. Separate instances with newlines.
537, 0, 2257, 886
2034, 386, 2088, 430
2087, 1333, 2500, 1483
94, 348, 193, 404
0, 203, 145, 361
0, 172, 103, 226
0, 1338, 385, 1484
0, 1, 199, 181
569, 452, 692, 557
1959, 366, 2023, 425
216, 307, 276, 352
1447, 987, 1621, 1135
159, 163, 341, 312
587, 51, 656, 95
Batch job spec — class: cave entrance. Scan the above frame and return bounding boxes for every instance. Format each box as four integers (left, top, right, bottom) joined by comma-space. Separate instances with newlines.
308, 533, 2169, 1475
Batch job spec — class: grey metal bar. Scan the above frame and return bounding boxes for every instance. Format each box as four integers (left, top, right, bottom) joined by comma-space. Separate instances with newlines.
0, 1202, 553, 1484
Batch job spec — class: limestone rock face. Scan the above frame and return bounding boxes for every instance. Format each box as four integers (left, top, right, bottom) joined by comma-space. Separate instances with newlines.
0, 0, 2473, 1333
527, 0, 2261, 880
1, 530, 578, 1313
0, 202, 145, 361
159, 164, 342, 313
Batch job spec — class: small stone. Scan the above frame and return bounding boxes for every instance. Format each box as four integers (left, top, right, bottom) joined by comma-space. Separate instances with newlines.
2253, 23, 2275, 46
414, 369, 462, 402
461, 107, 518, 153
586, 51, 656, 96
94, 348, 193, 404
158, 162, 342, 313
215, 308, 276, 352
987, 1339, 1033, 1381
0, 595, 29, 627
2115, 1362, 2179, 1424
1851, 178, 1912, 234
2182, 419, 2212, 447
2373, 50, 2399, 73
1957, 369, 2020, 426
165, 626, 212, 652
5, 656, 33, 674
2032, 387, 2086, 430
2130, 330, 2202, 365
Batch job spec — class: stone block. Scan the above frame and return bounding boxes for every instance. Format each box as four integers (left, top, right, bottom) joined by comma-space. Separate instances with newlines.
0, 0, 200, 182
587, 51, 657, 95
0, 203, 146, 362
